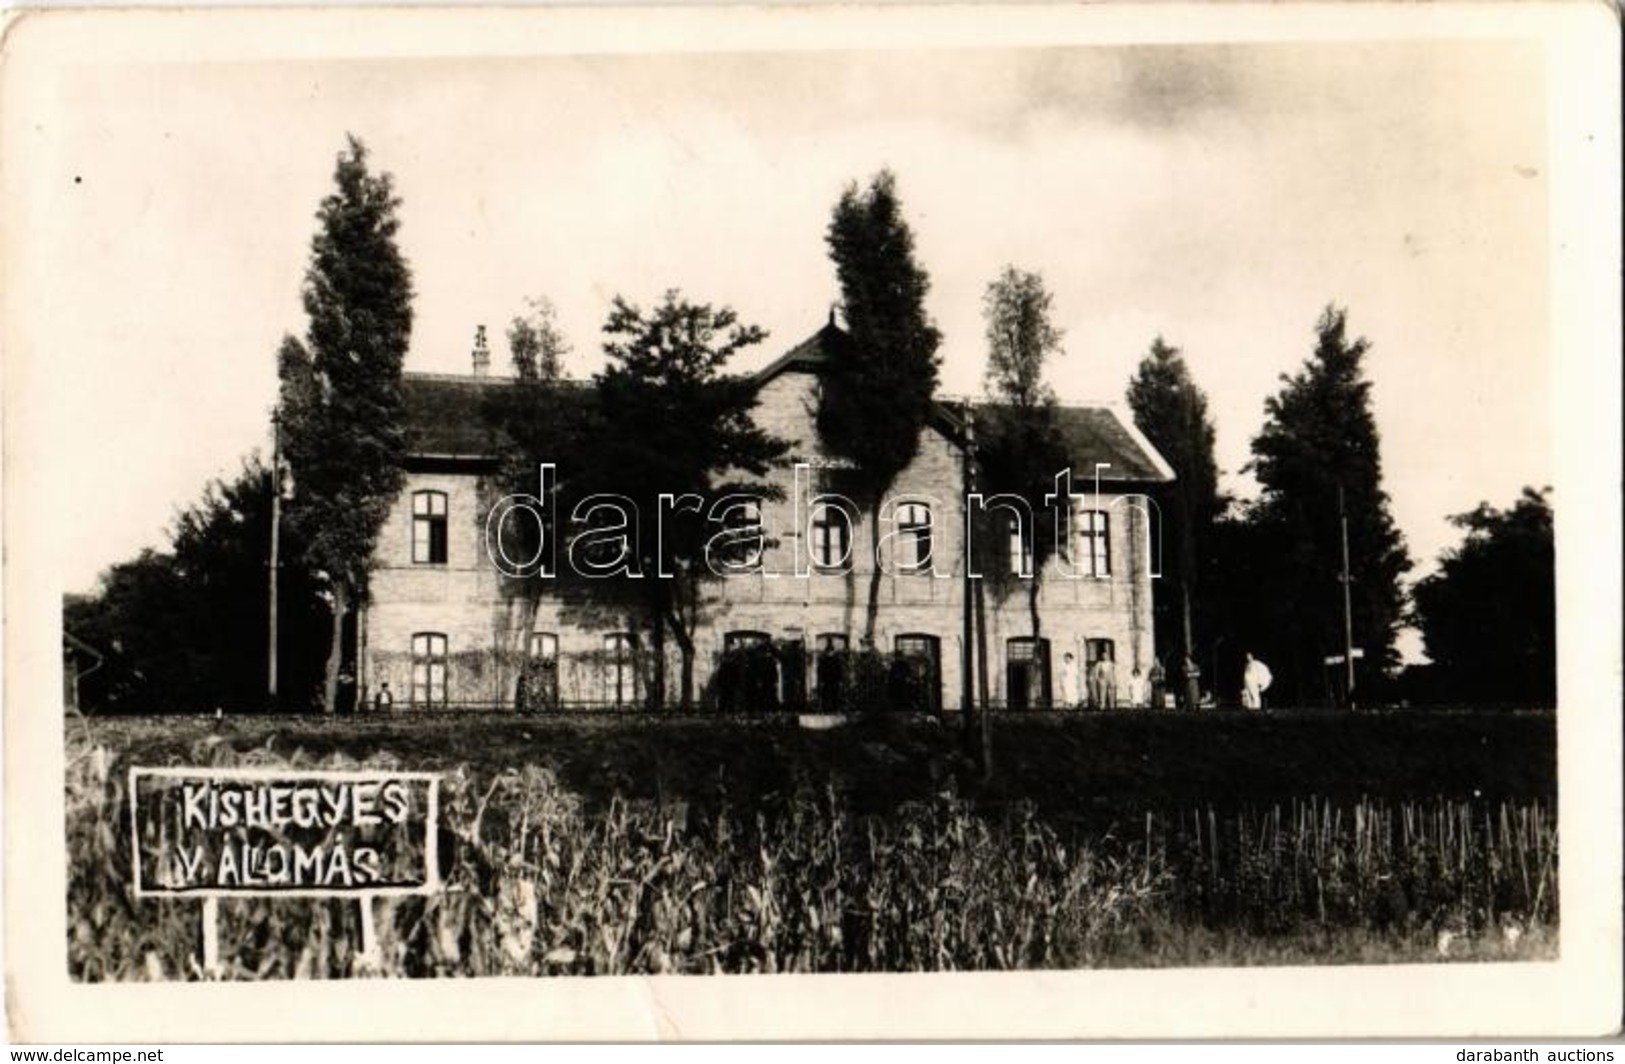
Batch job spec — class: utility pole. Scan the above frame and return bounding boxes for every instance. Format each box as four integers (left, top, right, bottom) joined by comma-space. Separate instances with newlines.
1338, 483, 1355, 708
961, 406, 992, 780
268, 407, 282, 709
960, 405, 976, 729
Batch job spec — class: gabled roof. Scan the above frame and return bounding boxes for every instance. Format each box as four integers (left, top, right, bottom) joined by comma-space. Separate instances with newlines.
400, 373, 511, 460
1051, 405, 1175, 483
751, 316, 848, 386
399, 322, 1175, 484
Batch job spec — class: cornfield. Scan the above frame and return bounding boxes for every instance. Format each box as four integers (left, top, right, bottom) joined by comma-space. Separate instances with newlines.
66, 732, 1557, 980
1151, 797, 1556, 937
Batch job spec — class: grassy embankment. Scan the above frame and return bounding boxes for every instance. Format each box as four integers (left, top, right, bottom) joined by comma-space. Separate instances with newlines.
65, 708, 1558, 978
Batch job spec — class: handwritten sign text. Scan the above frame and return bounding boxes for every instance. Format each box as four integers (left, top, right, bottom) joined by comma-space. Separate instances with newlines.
130, 767, 441, 898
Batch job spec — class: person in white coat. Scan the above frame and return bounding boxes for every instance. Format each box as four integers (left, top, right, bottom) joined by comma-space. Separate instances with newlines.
1126, 666, 1148, 708
1056, 652, 1080, 709
1241, 652, 1272, 710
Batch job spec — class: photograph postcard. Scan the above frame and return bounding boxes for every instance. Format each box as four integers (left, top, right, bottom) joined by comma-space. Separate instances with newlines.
2, 1, 1620, 1042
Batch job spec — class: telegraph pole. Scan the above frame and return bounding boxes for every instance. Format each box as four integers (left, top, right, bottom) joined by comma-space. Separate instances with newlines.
961, 406, 992, 779
268, 407, 282, 709
960, 406, 976, 726
1338, 483, 1355, 707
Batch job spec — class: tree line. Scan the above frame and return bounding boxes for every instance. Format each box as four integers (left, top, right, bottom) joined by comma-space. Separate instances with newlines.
64, 137, 1557, 714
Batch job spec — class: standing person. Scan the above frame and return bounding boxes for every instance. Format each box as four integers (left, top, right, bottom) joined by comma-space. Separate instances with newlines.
1182, 655, 1202, 712
1126, 665, 1147, 709
1241, 652, 1272, 711
1057, 651, 1080, 709
817, 643, 841, 714
1090, 655, 1115, 710
1148, 657, 1166, 710
374, 681, 394, 713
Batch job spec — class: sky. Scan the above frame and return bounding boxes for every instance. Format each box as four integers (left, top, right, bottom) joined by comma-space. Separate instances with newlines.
9, 26, 1554, 659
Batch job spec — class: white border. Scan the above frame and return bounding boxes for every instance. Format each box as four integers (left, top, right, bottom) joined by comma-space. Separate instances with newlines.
4, 1, 1619, 1043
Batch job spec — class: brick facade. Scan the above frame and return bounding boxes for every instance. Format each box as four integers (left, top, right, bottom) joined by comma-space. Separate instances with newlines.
363, 325, 1171, 713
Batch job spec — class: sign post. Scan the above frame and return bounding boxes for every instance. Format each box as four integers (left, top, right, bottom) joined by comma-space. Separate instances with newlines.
130, 766, 441, 979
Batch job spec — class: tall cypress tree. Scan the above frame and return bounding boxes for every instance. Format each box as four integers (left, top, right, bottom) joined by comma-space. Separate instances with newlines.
1127, 336, 1222, 709
277, 136, 414, 713
818, 170, 943, 647
1246, 305, 1411, 704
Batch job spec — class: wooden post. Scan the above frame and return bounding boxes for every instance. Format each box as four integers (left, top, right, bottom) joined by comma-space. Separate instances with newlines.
201, 896, 221, 979
1339, 483, 1356, 708
357, 895, 381, 973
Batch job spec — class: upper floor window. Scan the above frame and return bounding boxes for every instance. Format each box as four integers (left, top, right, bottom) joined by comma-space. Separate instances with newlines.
412, 491, 448, 565
1077, 509, 1110, 577
1008, 515, 1033, 577
811, 501, 852, 571
896, 502, 933, 573
721, 499, 764, 569
411, 632, 448, 708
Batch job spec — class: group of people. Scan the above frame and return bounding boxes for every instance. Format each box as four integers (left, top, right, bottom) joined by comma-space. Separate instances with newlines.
1049, 650, 1274, 711
1054, 652, 1153, 710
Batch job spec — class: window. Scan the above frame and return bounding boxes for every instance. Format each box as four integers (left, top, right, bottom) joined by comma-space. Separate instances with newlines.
603, 633, 638, 707
814, 634, 849, 713
1008, 515, 1033, 577
411, 633, 447, 708
720, 631, 778, 713
721, 500, 764, 568
893, 634, 942, 714
521, 632, 559, 713
815, 633, 849, 654
896, 502, 933, 573
1077, 509, 1110, 577
811, 502, 852, 571
723, 630, 771, 652
1006, 637, 1052, 712
412, 491, 449, 564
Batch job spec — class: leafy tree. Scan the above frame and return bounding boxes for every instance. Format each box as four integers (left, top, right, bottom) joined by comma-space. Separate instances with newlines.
1127, 336, 1224, 709
507, 295, 569, 384
817, 170, 943, 646
64, 551, 191, 713
276, 136, 414, 713
1411, 487, 1555, 705
485, 293, 586, 698
63, 458, 328, 712
1244, 305, 1411, 704
495, 292, 788, 709
594, 292, 788, 708
983, 267, 1063, 412
976, 267, 1069, 682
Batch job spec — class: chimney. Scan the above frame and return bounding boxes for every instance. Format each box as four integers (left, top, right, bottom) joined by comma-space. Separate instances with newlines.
471, 324, 490, 377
